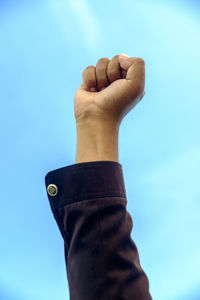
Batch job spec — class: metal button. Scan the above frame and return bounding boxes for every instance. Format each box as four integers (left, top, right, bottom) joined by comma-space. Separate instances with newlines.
47, 184, 58, 196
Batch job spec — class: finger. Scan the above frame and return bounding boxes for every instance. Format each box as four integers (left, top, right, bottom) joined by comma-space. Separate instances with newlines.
119, 55, 140, 72
119, 55, 145, 93
96, 57, 110, 91
82, 65, 97, 92
107, 55, 122, 84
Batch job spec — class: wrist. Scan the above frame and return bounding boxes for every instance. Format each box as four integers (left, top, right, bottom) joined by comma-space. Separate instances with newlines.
75, 119, 119, 164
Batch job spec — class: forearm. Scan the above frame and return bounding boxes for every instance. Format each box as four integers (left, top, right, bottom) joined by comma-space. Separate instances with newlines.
75, 119, 119, 163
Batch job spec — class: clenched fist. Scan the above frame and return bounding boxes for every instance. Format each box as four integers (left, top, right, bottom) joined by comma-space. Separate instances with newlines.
74, 54, 145, 126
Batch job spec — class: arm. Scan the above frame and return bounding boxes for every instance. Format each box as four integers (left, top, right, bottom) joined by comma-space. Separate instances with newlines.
75, 118, 119, 163
45, 54, 152, 300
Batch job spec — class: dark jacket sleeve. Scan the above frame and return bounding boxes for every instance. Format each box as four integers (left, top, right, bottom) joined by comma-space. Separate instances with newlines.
45, 160, 152, 300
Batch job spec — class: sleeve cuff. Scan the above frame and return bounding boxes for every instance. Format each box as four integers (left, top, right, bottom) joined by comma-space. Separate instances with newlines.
45, 161, 127, 213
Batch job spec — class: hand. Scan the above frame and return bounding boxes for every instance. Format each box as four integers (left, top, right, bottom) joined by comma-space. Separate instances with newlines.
74, 54, 145, 125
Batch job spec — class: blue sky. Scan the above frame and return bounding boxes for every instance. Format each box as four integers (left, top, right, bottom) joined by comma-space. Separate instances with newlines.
0, 0, 200, 299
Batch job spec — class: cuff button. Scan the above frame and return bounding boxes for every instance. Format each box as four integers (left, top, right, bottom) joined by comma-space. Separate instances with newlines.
47, 184, 58, 196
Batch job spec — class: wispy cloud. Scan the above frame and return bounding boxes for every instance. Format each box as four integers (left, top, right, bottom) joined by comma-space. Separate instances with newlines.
50, 0, 101, 49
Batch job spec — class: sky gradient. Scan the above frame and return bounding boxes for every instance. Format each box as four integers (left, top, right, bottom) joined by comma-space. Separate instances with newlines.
0, 0, 200, 299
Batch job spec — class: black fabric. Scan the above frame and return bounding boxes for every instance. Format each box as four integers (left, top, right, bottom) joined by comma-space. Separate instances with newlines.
45, 161, 152, 300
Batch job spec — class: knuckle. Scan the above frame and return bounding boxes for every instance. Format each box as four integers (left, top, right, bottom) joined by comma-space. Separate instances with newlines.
82, 65, 95, 75
137, 58, 145, 64
97, 57, 109, 64
82, 66, 96, 85
85, 65, 95, 71
98, 57, 109, 62
113, 54, 120, 59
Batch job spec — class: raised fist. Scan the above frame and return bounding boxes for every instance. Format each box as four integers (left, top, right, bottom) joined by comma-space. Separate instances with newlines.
74, 54, 145, 125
